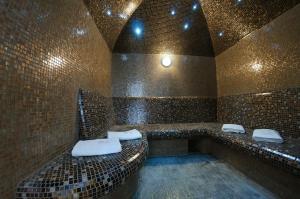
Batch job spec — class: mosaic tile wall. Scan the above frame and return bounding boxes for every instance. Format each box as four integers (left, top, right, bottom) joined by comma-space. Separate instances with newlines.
84, 0, 143, 50
0, 0, 111, 198
216, 4, 300, 97
112, 53, 217, 124
112, 53, 216, 97
216, 5, 300, 138
114, 0, 214, 56
218, 88, 300, 139
200, 0, 299, 55
79, 90, 114, 139
113, 97, 217, 125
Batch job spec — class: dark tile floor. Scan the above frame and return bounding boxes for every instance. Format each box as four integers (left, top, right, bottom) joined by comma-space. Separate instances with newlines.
134, 154, 277, 199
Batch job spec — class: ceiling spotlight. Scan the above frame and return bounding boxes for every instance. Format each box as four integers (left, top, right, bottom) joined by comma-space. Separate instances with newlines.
106, 9, 112, 16
161, 55, 172, 68
135, 27, 142, 35
183, 22, 190, 30
218, 31, 224, 37
171, 9, 176, 16
192, 4, 198, 11
131, 19, 144, 38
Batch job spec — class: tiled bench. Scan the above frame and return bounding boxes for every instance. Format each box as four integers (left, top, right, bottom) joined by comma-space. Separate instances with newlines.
110, 123, 300, 176
111, 122, 300, 199
16, 134, 148, 199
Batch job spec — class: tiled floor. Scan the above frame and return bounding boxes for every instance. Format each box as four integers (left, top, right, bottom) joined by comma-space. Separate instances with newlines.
134, 154, 276, 199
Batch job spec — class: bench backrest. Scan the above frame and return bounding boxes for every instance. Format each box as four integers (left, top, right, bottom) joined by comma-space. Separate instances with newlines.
78, 89, 114, 139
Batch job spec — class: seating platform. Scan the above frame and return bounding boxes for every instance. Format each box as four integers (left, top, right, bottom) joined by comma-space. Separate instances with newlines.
16, 134, 148, 199
111, 123, 300, 176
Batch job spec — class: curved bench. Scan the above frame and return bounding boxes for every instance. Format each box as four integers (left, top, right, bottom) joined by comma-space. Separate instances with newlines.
111, 123, 300, 176
16, 134, 148, 199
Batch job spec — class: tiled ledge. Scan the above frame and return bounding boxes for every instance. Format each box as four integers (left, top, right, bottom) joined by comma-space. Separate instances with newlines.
111, 123, 300, 176
16, 134, 148, 199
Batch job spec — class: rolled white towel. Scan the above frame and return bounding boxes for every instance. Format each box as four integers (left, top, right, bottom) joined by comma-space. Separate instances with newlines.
72, 139, 122, 157
222, 124, 245, 134
252, 129, 283, 143
107, 129, 142, 140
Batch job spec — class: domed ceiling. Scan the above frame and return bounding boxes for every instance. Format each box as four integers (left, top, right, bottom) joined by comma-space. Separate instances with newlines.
85, 0, 299, 56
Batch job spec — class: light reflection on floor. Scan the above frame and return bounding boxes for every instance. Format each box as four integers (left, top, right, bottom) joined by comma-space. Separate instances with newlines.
134, 154, 276, 199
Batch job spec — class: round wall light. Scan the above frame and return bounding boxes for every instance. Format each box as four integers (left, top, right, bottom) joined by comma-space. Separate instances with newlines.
161, 55, 172, 68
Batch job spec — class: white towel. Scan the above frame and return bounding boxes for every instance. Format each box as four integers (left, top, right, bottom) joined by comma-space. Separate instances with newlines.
222, 124, 245, 134
107, 129, 142, 140
252, 129, 283, 143
72, 139, 122, 157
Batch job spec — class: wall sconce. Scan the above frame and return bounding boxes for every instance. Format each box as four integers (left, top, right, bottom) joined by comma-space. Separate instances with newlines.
161, 54, 172, 68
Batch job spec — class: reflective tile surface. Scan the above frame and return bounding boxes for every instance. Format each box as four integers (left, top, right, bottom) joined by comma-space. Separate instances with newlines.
134, 155, 277, 199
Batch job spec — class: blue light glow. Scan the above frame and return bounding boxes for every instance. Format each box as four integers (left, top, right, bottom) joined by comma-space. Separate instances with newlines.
131, 19, 144, 38
135, 27, 142, 35
218, 31, 224, 37
192, 3, 198, 11
106, 9, 112, 16
171, 9, 176, 16
183, 22, 190, 31
235, 0, 243, 5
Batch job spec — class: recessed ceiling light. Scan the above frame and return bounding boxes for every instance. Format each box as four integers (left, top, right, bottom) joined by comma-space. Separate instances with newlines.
192, 4, 198, 11
131, 19, 144, 37
183, 22, 190, 30
218, 31, 224, 37
171, 9, 176, 16
106, 10, 112, 16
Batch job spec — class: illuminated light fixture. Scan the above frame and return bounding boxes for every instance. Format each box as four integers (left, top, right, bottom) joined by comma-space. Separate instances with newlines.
171, 9, 176, 16
106, 9, 112, 16
218, 31, 224, 37
161, 54, 172, 68
135, 27, 142, 35
131, 19, 144, 38
192, 3, 198, 11
183, 22, 190, 30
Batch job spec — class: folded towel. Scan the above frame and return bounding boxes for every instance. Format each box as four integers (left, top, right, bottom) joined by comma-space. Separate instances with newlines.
222, 124, 245, 134
252, 129, 283, 143
107, 129, 142, 140
72, 139, 122, 157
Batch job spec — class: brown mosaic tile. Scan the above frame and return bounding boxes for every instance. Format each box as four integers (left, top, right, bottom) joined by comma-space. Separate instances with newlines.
0, 0, 111, 198
216, 3, 300, 96
113, 97, 217, 125
84, 0, 143, 50
79, 90, 114, 139
111, 123, 300, 177
114, 0, 214, 56
112, 53, 217, 97
16, 136, 148, 198
217, 87, 300, 139
201, 0, 299, 55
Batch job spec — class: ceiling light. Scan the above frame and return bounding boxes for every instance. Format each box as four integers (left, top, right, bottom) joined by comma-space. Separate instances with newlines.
106, 10, 112, 16
183, 22, 190, 30
171, 9, 176, 16
192, 4, 198, 11
218, 31, 224, 37
161, 55, 172, 68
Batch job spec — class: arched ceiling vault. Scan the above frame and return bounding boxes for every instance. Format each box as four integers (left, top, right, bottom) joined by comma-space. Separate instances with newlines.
84, 0, 299, 56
